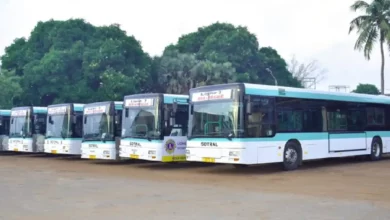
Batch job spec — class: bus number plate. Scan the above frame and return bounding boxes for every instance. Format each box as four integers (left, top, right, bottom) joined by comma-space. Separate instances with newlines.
89, 155, 96, 159
130, 154, 139, 159
202, 157, 215, 163
13, 148, 18, 152
51, 150, 57, 154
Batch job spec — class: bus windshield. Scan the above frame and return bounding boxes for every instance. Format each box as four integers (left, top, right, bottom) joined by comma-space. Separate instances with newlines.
46, 114, 71, 138
83, 113, 114, 141
122, 106, 161, 140
10, 116, 31, 138
189, 100, 240, 138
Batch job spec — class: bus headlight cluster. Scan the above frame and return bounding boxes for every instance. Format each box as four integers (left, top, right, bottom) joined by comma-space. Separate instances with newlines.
186, 150, 190, 155
229, 151, 240, 157
103, 150, 110, 155
148, 150, 156, 155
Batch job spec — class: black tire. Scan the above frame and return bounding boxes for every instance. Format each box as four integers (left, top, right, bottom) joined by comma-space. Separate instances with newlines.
282, 141, 301, 171
370, 137, 382, 161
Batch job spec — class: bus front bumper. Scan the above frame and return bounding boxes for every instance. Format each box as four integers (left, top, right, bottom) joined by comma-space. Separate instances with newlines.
119, 145, 160, 161
81, 145, 117, 160
185, 148, 245, 164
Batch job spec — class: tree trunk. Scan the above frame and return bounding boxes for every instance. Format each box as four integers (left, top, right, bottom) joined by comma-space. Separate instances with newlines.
380, 39, 385, 94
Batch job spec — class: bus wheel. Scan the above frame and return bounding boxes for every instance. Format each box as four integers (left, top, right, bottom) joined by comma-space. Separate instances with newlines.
282, 141, 301, 171
370, 137, 382, 161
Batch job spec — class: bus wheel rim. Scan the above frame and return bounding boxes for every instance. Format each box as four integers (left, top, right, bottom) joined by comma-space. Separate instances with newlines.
373, 143, 380, 157
285, 148, 297, 164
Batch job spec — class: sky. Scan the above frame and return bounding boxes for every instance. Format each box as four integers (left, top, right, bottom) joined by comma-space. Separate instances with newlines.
0, 0, 389, 92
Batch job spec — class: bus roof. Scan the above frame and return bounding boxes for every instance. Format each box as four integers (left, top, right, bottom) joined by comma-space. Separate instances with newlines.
32, 106, 48, 114
84, 101, 123, 110
124, 93, 188, 105
191, 83, 390, 105
163, 94, 188, 104
0, 109, 11, 116
47, 103, 85, 112
11, 106, 47, 114
242, 83, 390, 104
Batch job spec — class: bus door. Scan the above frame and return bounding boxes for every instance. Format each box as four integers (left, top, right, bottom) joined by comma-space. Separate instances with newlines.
327, 107, 367, 152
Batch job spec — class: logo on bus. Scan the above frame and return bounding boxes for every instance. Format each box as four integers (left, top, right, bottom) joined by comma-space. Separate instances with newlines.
129, 142, 141, 147
201, 142, 218, 147
89, 144, 98, 148
50, 140, 60, 144
165, 139, 176, 154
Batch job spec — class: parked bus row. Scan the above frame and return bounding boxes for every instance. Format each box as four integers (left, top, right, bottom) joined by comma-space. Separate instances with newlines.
1, 83, 390, 171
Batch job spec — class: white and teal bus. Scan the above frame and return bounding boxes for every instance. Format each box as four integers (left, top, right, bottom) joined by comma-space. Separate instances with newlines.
119, 93, 189, 162
44, 103, 84, 155
186, 83, 390, 171
0, 110, 11, 151
81, 101, 122, 160
8, 106, 47, 152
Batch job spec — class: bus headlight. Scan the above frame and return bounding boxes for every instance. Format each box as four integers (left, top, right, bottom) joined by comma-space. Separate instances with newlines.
148, 150, 156, 155
103, 150, 110, 155
229, 151, 240, 157
186, 150, 190, 155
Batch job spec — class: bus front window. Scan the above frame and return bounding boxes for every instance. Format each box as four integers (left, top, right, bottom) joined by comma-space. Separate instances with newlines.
10, 116, 31, 138
189, 101, 240, 138
46, 113, 71, 138
122, 107, 161, 140
83, 113, 114, 141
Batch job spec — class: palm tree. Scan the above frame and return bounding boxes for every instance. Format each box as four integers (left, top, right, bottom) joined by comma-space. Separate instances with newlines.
349, 0, 390, 94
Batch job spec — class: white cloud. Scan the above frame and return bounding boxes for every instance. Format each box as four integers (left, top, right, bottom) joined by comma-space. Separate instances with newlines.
0, 0, 389, 91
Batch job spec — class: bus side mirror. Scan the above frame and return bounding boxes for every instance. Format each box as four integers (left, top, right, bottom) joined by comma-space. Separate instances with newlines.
125, 109, 129, 118
33, 114, 38, 121
246, 102, 252, 114
190, 104, 194, 115
49, 115, 54, 124
0, 117, 2, 126
173, 102, 178, 113
84, 117, 87, 124
72, 115, 77, 124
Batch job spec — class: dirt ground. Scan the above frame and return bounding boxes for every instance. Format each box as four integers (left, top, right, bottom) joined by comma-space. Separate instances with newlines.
1, 152, 390, 220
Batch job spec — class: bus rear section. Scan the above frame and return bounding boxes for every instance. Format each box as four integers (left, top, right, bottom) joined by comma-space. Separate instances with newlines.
44, 103, 84, 155
8, 106, 47, 153
119, 93, 189, 162
81, 101, 122, 160
0, 110, 11, 151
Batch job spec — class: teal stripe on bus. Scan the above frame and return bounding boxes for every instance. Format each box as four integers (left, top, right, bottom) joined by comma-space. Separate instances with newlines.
188, 131, 390, 142
245, 87, 390, 104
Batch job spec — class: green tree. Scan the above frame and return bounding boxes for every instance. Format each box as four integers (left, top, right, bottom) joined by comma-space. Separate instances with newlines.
349, 0, 390, 94
163, 22, 300, 89
0, 69, 23, 108
1, 19, 152, 106
157, 49, 236, 94
352, 83, 380, 94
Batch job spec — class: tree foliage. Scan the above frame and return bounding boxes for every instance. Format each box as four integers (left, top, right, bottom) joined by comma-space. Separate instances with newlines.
0, 19, 152, 106
160, 22, 302, 94
0, 20, 303, 107
349, 0, 390, 94
352, 83, 380, 94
